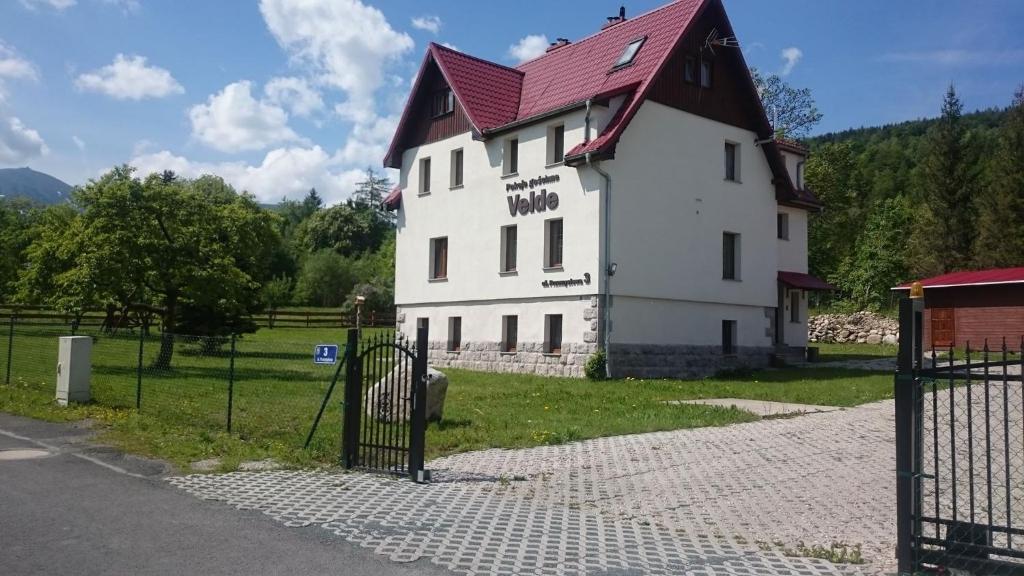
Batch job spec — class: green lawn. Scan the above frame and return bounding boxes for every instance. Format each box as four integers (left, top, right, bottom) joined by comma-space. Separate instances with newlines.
1, 323, 893, 471
813, 342, 897, 362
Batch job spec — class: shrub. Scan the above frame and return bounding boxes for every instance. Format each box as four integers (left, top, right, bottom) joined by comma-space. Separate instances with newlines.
585, 350, 607, 380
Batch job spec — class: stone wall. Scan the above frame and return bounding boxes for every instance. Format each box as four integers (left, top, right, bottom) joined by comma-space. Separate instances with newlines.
425, 341, 598, 378
609, 345, 773, 379
808, 311, 899, 345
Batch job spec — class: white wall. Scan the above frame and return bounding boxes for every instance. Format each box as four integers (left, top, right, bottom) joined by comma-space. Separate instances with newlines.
604, 101, 779, 309
777, 205, 808, 274
394, 108, 603, 313
610, 296, 772, 347
781, 287, 809, 347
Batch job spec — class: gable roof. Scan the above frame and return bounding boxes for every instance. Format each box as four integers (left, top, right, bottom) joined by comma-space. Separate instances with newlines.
383, 0, 820, 209
893, 267, 1024, 290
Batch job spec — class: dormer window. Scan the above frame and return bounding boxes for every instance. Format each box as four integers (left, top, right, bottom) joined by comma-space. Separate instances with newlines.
700, 59, 712, 88
613, 36, 646, 69
431, 89, 454, 117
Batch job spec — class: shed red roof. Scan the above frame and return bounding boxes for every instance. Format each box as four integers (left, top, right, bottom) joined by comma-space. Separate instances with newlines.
778, 271, 835, 291
383, 0, 819, 209
894, 267, 1024, 290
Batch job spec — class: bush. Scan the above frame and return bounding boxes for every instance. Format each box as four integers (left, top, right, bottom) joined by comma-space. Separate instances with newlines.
293, 250, 356, 307
585, 350, 607, 380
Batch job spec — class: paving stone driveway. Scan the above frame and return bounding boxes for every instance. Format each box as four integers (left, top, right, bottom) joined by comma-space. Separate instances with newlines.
169, 399, 900, 576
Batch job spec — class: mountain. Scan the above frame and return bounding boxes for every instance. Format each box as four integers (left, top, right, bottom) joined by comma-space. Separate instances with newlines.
0, 167, 73, 204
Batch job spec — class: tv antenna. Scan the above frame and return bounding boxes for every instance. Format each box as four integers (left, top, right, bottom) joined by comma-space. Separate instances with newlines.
702, 28, 740, 56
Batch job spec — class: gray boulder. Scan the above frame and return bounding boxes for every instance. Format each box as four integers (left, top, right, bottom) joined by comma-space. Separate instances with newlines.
365, 367, 448, 423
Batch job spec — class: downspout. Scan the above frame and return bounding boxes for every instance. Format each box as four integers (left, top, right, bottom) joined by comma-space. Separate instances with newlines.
583, 100, 614, 378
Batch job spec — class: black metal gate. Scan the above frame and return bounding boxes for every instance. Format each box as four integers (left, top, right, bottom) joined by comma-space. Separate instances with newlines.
896, 296, 1024, 574
341, 327, 428, 482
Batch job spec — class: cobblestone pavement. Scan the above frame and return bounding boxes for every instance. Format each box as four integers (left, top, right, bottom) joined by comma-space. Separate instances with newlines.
169, 399, 900, 576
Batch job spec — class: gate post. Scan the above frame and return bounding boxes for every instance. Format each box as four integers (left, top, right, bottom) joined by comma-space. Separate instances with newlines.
341, 329, 360, 468
408, 326, 429, 482
896, 288, 925, 575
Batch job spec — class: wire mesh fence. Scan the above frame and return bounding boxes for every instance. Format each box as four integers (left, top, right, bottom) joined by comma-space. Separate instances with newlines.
913, 340, 1024, 573
1, 315, 365, 453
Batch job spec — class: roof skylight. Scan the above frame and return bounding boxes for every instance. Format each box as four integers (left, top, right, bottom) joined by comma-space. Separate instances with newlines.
613, 36, 646, 68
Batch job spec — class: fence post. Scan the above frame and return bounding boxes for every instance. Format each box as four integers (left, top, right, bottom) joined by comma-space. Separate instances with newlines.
895, 294, 923, 574
227, 334, 236, 433
409, 326, 429, 482
5, 315, 13, 385
136, 327, 144, 410
341, 329, 360, 468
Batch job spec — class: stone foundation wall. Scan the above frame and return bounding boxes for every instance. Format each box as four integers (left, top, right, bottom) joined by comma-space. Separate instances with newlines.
424, 341, 599, 378
609, 344, 773, 379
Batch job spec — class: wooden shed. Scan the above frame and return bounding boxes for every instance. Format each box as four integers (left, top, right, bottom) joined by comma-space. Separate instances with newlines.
894, 267, 1024, 351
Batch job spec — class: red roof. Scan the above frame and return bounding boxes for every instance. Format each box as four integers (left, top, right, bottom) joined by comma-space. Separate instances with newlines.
382, 185, 402, 211
383, 0, 819, 209
894, 267, 1024, 290
779, 271, 836, 291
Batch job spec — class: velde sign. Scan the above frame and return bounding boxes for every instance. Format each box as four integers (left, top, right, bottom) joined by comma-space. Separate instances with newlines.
506, 174, 560, 217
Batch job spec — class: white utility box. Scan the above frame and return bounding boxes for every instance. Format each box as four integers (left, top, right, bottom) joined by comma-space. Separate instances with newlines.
56, 336, 91, 406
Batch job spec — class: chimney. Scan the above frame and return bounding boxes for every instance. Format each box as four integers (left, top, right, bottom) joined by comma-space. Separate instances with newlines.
546, 38, 571, 52
602, 6, 627, 30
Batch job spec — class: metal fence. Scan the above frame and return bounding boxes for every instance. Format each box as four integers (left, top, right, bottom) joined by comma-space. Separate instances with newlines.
896, 297, 1024, 575
1, 315, 358, 453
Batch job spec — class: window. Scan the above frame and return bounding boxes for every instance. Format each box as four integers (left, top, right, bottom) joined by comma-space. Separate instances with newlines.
700, 59, 712, 88
723, 232, 739, 280
545, 314, 563, 354
450, 148, 463, 188
503, 138, 519, 175
431, 89, 454, 117
614, 36, 646, 68
777, 213, 790, 240
721, 320, 736, 355
724, 142, 738, 181
502, 315, 518, 353
545, 218, 564, 269
501, 225, 517, 273
447, 317, 462, 351
684, 55, 696, 83
430, 237, 448, 280
796, 161, 805, 190
790, 290, 801, 323
548, 125, 565, 164
419, 157, 431, 194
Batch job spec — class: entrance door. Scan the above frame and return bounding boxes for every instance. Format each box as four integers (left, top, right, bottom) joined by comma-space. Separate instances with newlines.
930, 308, 955, 348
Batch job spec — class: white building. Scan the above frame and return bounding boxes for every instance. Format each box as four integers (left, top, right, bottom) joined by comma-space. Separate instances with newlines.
383, 0, 831, 378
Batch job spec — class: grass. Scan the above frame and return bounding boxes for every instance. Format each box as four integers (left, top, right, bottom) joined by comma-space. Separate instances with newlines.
0, 324, 894, 472
813, 342, 897, 362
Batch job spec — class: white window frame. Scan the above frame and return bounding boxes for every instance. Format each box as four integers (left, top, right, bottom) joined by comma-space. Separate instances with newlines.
502, 315, 518, 353
723, 231, 740, 281
547, 124, 565, 166
429, 236, 448, 281
724, 141, 740, 182
503, 137, 519, 176
544, 314, 563, 355
450, 148, 463, 189
500, 224, 518, 274
544, 218, 564, 270
447, 316, 462, 352
419, 157, 431, 195
777, 212, 790, 241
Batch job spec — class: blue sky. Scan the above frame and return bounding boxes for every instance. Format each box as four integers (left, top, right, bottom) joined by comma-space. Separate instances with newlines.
0, 0, 1021, 203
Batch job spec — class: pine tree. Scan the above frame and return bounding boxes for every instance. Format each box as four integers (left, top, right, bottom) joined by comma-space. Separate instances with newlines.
974, 87, 1024, 268
908, 84, 979, 277
352, 167, 394, 224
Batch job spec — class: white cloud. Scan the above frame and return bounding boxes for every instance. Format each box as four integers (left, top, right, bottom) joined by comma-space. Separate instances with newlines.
259, 0, 413, 123
129, 147, 365, 205
189, 80, 303, 153
508, 34, 549, 64
440, 42, 459, 52
333, 113, 398, 168
102, 0, 140, 13
74, 54, 183, 100
0, 42, 37, 81
19, 0, 76, 11
780, 46, 802, 76
0, 115, 48, 164
72, 135, 85, 151
879, 49, 1024, 66
264, 76, 324, 118
411, 15, 441, 34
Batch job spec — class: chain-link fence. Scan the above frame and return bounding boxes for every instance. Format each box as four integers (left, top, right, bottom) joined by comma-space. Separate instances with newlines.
1, 315, 361, 453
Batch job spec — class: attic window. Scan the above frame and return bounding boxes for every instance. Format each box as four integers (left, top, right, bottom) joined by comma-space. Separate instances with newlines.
431, 89, 454, 117
613, 36, 646, 69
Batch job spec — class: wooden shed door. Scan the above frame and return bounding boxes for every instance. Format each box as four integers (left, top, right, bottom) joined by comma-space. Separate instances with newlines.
931, 308, 955, 348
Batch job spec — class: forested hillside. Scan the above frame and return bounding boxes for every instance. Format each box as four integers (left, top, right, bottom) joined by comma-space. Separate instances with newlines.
0, 167, 72, 204
802, 87, 1023, 311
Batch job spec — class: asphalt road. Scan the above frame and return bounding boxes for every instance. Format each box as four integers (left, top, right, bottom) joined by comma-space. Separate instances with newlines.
0, 412, 451, 576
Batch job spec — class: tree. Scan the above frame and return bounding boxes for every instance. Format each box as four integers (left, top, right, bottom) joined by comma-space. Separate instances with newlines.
261, 275, 293, 310
21, 167, 281, 367
351, 167, 394, 224
908, 84, 979, 277
835, 197, 911, 309
974, 87, 1024, 268
293, 250, 357, 307
804, 142, 860, 282
297, 201, 390, 257
751, 68, 823, 138
0, 198, 41, 301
